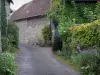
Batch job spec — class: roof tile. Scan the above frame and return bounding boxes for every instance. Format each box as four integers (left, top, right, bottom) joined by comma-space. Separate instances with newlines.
10, 0, 51, 21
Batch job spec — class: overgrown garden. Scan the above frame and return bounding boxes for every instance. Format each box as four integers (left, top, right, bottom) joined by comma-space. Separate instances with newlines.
0, 21, 19, 75
0, 0, 19, 75
43, 0, 100, 75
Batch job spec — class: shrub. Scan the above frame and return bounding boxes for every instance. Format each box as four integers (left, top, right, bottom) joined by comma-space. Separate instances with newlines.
95, 2, 100, 19
42, 26, 51, 41
2, 37, 10, 52
41, 25, 52, 46
71, 20, 100, 49
62, 43, 72, 59
60, 28, 72, 58
8, 21, 19, 48
60, 20, 100, 58
56, 50, 62, 56
71, 49, 100, 75
0, 52, 16, 75
2, 37, 17, 53
61, 20, 100, 51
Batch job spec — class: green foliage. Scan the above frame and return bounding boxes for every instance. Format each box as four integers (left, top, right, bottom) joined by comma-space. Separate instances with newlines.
2, 37, 17, 53
71, 49, 100, 75
49, 1, 100, 75
71, 20, 100, 49
59, 3, 97, 35
76, 3, 96, 22
0, 1, 17, 75
42, 25, 51, 42
95, 2, 100, 19
62, 43, 72, 59
59, 20, 100, 61
2, 37, 10, 52
55, 51, 79, 71
41, 25, 52, 46
2, 21, 19, 52
61, 20, 100, 51
1, 0, 7, 37
0, 52, 16, 75
47, 0, 61, 19
49, 1, 100, 36
8, 21, 19, 48
59, 28, 72, 58
60, 28, 72, 43
56, 50, 62, 56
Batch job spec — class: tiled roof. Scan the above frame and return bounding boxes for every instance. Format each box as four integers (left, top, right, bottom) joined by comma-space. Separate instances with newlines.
10, 0, 51, 21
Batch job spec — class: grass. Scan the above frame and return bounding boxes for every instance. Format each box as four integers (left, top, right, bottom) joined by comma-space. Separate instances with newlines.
55, 53, 79, 71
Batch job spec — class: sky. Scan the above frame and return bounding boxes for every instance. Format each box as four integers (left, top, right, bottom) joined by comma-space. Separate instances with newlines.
10, 0, 32, 11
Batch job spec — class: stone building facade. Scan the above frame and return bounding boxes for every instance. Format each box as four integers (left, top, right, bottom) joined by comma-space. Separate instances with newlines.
15, 16, 49, 44
10, 0, 50, 44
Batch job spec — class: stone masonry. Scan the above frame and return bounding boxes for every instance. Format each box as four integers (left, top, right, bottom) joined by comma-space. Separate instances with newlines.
15, 16, 49, 44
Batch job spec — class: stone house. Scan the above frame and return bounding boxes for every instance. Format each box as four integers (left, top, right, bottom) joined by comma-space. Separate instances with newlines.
10, 0, 51, 44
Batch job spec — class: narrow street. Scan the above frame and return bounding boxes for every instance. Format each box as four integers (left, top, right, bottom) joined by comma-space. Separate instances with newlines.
16, 44, 80, 75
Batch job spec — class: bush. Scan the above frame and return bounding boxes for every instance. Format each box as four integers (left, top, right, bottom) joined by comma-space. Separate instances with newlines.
60, 20, 100, 59
61, 20, 100, 51
56, 50, 62, 56
71, 49, 100, 75
71, 20, 100, 49
8, 21, 19, 48
0, 52, 16, 75
95, 2, 100, 19
2, 37, 17, 53
2, 37, 10, 52
41, 25, 52, 46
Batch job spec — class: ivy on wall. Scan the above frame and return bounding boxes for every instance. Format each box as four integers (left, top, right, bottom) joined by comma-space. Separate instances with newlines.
1, 0, 8, 51
1, 0, 7, 37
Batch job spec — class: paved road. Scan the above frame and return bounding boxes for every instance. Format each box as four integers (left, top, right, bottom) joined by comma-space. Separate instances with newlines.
16, 44, 80, 75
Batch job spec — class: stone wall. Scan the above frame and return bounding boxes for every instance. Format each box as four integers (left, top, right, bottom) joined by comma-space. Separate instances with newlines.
15, 16, 49, 44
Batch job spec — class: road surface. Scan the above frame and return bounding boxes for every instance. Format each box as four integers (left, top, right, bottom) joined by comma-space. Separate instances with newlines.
16, 44, 80, 75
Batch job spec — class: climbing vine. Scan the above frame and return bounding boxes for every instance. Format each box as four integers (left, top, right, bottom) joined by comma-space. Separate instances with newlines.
1, 0, 7, 37
1, 0, 9, 51
47, 0, 96, 35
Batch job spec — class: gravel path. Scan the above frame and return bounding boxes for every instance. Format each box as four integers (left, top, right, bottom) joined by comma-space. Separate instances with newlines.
16, 44, 80, 75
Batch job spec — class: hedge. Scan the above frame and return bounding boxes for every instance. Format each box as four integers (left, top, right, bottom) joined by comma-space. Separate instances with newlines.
0, 52, 16, 75
41, 25, 52, 46
8, 21, 19, 48
61, 20, 100, 50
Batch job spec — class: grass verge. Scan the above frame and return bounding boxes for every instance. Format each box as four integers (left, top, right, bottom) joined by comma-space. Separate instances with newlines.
55, 53, 79, 71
